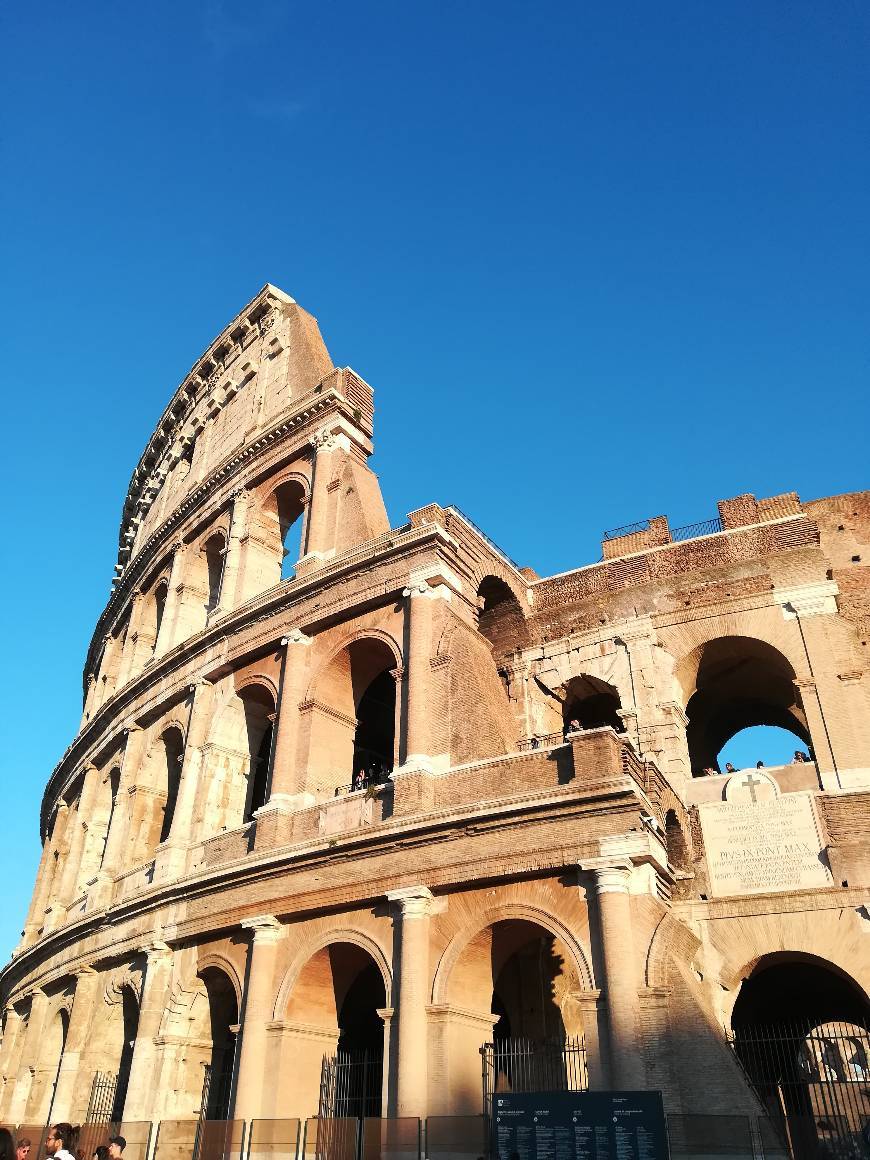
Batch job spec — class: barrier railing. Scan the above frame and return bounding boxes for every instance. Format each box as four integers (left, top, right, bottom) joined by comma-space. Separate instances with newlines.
247, 1119, 301, 1160
425, 1115, 488, 1159
153, 1119, 244, 1160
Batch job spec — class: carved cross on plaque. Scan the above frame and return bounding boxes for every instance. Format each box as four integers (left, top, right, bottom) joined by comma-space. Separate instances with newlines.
724, 768, 779, 803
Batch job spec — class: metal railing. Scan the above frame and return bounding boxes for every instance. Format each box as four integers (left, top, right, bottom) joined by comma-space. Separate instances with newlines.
481, 1035, 588, 1120
603, 518, 651, 540
444, 505, 524, 572
671, 516, 723, 542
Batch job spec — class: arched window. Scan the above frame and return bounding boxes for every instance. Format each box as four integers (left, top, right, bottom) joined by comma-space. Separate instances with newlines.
203, 532, 227, 613
241, 686, 276, 822
477, 576, 529, 657
100, 767, 122, 867
679, 637, 811, 776
275, 480, 306, 580
152, 580, 169, 653
200, 968, 239, 1120
562, 675, 623, 734
158, 727, 185, 843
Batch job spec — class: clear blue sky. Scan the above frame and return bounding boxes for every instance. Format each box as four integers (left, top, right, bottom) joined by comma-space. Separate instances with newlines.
1, 2, 867, 957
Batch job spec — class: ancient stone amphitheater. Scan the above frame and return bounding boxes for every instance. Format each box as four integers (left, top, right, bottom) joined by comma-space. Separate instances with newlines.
1, 285, 868, 1158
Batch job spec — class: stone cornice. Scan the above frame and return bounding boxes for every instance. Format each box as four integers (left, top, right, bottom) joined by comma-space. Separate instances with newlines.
10, 771, 647, 1001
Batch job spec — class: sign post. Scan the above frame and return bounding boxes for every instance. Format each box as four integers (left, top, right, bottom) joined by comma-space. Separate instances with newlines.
493, 1090, 669, 1160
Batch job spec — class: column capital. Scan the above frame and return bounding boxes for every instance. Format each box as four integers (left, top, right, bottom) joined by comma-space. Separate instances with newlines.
579, 858, 633, 894
386, 885, 436, 918
140, 940, 172, 962
282, 629, 312, 647
241, 914, 284, 943
188, 678, 212, 694
73, 965, 98, 980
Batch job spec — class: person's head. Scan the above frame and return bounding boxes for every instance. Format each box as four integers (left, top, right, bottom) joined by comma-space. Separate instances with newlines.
94, 1146, 109, 1160
15, 1138, 31, 1160
725, 763, 736, 772
756, 760, 764, 768
108, 1139, 126, 1160
0, 1128, 15, 1160
46, 1126, 77, 1157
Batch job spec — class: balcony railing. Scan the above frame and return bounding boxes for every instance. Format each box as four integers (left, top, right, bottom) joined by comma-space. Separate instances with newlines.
671, 516, 723, 541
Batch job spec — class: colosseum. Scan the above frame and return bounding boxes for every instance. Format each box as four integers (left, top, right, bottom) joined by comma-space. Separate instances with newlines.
1, 284, 868, 1159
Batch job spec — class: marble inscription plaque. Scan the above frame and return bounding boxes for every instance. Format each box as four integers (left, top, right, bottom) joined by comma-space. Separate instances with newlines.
699, 792, 832, 897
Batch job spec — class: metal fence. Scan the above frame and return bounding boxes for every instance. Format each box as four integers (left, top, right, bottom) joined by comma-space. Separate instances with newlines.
318, 1050, 383, 1120
481, 1035, 589, 1119
671, 517, 723, 542
153, 1119, 244, 1160
729, 1021, 870, 1160
87, 1071, 119, 1123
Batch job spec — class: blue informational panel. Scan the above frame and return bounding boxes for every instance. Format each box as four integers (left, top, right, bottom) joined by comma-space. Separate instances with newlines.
493, 1090, 670, 1160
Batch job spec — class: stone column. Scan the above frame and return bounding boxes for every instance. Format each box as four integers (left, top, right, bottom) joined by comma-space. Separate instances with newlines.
580, 859, 644, 1089
299, 431, 343, 566
387, 885, 435, 1120
122, 942, 173, 1121
57, 765, 102, 906
48, 967, 101, 1122
261, 632, 313, 809
217, 488, 249, 613
0, 1006, 24, 1119
116, 591, 145, 689
7, 989, 49, 1124
402, 582, 434, 770
154, 542, 185, 656
233, 916, 284, 1122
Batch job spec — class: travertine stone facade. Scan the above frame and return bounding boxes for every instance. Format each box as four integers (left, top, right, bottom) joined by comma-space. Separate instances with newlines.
1, 285, 868, 1129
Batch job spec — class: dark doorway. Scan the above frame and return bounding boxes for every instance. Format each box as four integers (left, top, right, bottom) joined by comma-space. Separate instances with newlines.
112, 987, 139, 1121
353, 670, 395, 783
202, 968, 239, 1120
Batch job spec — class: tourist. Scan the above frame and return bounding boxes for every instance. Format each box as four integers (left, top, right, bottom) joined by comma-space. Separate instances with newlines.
93, 1147, 109, 1160
724, 762, 737, 774
44, 1126, 78, 1160
756, 761, 765, 769
15, 1138, 31, 1160
792, 750, 808, 763
352, 769, 366, 791
108, 1139, 126, 1160
564, 718, 581, 736
0, 1129, 15, 1160
702, 766, 718, 777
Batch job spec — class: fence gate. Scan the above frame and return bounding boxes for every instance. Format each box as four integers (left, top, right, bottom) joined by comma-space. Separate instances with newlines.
728, 1021, 870, 1159
86, 1071, 118, 1123
481, 1035, 588, 1120
318, 1048, 383, 1120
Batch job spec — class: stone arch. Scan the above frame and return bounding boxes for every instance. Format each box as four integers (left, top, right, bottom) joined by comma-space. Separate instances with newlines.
250, 468, 311, 586
303, 631, 402, 795
197, 951, 244, 1013
674, 634, 810, 773
274, 927, 393, 1019
476, 573, 530, 657
465, 559, 529, 620
203, 678, 278, 830
645, 911, 702, 989
432, 903, 595, 1004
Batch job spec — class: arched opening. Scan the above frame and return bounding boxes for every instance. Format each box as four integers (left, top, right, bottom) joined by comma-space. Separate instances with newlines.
445, 918, 588, 1114
562, 675, 623, 735
99, 767, 122, 869
111, 987, 139, 1122
203, 532, 227, 613
38, 1007, 69, 1125
308, 638, 397, 796
257, 479, 307, 584
152, 581, 169, 653
284, 942, 387, 1119
680, 637, 810, 776
730, 955, 870, 1159
240, 686, 275, 822
477, 577, 529, 658
158, 727, 185, 844
718, 725, 813, 774
201, 967, 240, 1121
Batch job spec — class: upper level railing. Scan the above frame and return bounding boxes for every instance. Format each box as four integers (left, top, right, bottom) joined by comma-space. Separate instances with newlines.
444, 504, 524, 572
602, 519, 651, 541
671, 516, 723, 541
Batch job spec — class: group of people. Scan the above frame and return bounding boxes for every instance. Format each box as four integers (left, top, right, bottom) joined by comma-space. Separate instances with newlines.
700, 750, 812, 777
0, 1126, 126, 1160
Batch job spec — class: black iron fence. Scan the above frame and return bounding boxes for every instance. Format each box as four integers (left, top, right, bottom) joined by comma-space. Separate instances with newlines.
87, 1072, 119, 1123
318, 1049, 383, 1121
729, 1021, 870, 1160
481, 1035, 588, 1120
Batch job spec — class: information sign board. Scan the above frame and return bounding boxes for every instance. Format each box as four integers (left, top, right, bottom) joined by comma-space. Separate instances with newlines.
493, 1090, 669, 1160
